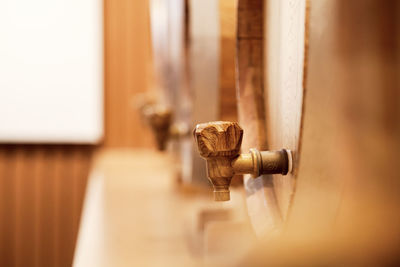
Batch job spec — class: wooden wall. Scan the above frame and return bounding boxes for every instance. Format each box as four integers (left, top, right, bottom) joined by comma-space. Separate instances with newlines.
244, 0, 400, 265
0, 146, 93, 267
0, 0, 154, 266
219, 0, 238, 122
104, 0, 154, 148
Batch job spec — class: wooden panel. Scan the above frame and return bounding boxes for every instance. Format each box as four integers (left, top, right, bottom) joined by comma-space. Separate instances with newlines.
288, 0, 400, 246
236, 0, 283, 236
0, 148, 16, 266
15, 147, 35, 267
104, 0, 154, 148
38, 148, 57, 267
219, 0, 238, 122
263, 0, 306, 220
236, 0, 267, 151
244, 0, 400, 265
236, 0, 307, 235
0, 145, 93, 267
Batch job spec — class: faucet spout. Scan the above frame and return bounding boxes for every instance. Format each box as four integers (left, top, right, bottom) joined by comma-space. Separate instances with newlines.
194, 121, 292, 201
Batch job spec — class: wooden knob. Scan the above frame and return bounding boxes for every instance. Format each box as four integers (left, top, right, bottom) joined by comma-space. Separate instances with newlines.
143, 105, 172, 151
193, 121, 243, 201
193, 121, 243, 158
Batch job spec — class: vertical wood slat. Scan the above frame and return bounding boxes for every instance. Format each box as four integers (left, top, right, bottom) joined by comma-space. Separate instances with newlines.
236, 0, 284, 236
58, 147, 83, 267
0, 145, 93, 267
104, 0, 154, 148
53, 148, 64, 267
2, 148, 17, 266
33, 148, 45, 267
15, 147, 36, 267
0, 148, 15, 266
74, 149, 93, 236
236, 0, 268, 151
219, 0, 238, 122
39, 148, 57, 267
0, 150, 4, 264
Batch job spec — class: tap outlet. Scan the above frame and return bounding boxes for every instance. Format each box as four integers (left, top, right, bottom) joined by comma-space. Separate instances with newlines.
193, 121, 292, 201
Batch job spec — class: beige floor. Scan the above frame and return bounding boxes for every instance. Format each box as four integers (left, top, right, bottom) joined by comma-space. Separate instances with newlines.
73, 149, 254, 267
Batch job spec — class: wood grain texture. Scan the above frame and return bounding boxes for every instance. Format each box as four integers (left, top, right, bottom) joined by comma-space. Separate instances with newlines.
0, 145, 93, 267
236, 0, 283, 236
236, 0, 307, 235
219, 0, 238, 122
104, 0, 154, 148
263, 0, 307, 220
194, 122, 243, 159
288, 0, 400, 245
194, 122, 243, 200
244, 0, 400, 265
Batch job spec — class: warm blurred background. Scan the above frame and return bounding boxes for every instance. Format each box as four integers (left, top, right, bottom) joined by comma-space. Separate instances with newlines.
0, 0, 399, 266
0, 0, 154, 266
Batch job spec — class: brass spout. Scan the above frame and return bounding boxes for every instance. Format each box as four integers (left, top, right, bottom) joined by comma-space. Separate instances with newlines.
232, 149, 290, 177
193, 121, 292, 201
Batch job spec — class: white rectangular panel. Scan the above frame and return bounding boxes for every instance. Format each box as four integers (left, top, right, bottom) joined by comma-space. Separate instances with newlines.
0, 0, 103, 143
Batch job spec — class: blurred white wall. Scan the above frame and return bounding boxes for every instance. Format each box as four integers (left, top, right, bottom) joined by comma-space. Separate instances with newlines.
0, 0, 103, 143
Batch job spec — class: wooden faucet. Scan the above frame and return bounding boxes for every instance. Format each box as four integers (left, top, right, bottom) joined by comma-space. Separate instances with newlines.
142, 104, 189, 151
193, 121, 292, 201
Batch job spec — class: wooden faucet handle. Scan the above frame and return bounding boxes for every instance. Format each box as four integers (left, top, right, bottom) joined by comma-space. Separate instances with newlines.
193, 121, 243, 158
142, 104, 172, 151
143, 104, 172, 129
194, 121, 243, 201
